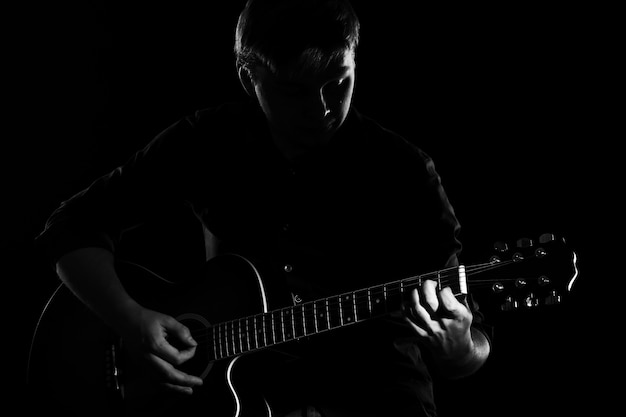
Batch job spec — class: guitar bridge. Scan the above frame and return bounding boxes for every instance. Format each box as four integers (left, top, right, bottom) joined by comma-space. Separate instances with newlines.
105, 342, 125, 401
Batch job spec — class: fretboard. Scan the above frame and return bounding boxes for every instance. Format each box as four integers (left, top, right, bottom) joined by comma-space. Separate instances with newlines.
209, 265, 466, 361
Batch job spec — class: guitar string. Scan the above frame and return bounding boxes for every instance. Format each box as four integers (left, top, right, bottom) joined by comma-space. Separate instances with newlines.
186, 259, 522, 357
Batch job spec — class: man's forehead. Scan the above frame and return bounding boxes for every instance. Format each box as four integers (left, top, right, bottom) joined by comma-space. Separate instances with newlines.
275, 52, 355, 84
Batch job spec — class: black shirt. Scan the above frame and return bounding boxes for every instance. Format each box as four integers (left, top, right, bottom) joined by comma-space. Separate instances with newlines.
36, 100, 481, 416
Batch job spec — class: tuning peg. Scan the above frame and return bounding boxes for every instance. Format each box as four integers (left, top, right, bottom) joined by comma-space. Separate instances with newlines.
538, 275, 551, 286
501, 296, 518, 311
539, 233, 556, 244
516, 238, 533, 248
544, 289, 562, 305
494, 241, 509, 252
522, 293, 539, 308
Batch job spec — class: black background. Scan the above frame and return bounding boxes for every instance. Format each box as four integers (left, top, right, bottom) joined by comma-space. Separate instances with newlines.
5, 1, 615, 415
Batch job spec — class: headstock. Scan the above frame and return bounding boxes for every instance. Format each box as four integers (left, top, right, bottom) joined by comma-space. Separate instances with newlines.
467, 233, 579, 313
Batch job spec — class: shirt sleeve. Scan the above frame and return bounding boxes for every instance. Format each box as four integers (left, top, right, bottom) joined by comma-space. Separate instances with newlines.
34, 116, 201, 269
391, 140, 491, 341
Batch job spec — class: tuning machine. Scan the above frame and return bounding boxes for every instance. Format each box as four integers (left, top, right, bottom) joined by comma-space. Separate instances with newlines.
501, 296, 518, 311
493, 241, 509, 253
544, 289, 562, 305
522, 292, 539, 308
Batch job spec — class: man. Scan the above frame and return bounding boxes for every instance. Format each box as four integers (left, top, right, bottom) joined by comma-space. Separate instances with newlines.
34, 1, 490, 416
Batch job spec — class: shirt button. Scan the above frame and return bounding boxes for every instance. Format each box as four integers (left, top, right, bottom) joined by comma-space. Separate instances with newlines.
283, 264, 293, 273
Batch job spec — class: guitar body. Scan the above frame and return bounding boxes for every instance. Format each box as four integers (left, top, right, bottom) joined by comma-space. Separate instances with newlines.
27, 254, 274, 417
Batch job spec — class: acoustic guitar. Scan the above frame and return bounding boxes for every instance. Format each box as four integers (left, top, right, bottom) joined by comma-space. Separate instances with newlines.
26, 232, 579, 416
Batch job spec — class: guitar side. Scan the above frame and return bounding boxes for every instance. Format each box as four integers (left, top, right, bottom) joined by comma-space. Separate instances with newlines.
26, 254, 273, 417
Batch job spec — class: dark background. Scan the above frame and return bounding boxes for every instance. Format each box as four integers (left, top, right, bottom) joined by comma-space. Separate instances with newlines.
6, 1, 615, 415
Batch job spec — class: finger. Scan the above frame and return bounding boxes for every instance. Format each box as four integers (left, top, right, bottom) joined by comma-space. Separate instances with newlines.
405, 288, 441, 335
149, 354, 204, 387
167, 319, 199, 349
162, 383, 194, 395
438, 287, 464, 316
153, 334, 197, 365
404, 316, 429, 338
421, 280, 439, 314
156, 319, 198, 364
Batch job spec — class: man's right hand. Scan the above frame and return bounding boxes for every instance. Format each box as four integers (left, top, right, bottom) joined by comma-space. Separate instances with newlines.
56, 248, 204, 394
120, 306, 204, 395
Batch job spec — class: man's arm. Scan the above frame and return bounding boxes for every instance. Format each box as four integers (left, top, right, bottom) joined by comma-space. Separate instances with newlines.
404, 281, 491, 379
56, 247, 204, 394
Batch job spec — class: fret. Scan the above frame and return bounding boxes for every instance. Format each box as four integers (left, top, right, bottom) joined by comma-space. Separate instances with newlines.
249, 317, 256, 350
264, 312, 275, 346
272, 310, 284, 344
370, 285, 387, 316
214, 324, 224, 358
239, 320, 246, 353
220, 323, 227, 358
255, 314, 266, 348
314, 300, 327, 332
338, 296, 344, 325
386, 282, 403, 311
246, 316, 259, 350
293, 304, 305, 338
232, 320, 239, 354
226, 322, 234, 357
282, 308, 294, 340
233, 321, 242, 354
243, 318, 251, 352
303, 302, 316, 335
250, 316, 258, 350
354, 288, 370, 321
206, 329, 216, 361
238, 320, 245, 353
314, 299, 329, 332
221, 322, 228, 357
404, 277, 421, 295
340, 293, 355, 325
328, 296, 342, 328
212, 325, 219, 360
325, 299, 331, 329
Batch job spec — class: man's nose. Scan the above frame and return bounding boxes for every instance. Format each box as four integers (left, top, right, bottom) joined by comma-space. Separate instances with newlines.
305, 88, 330, 120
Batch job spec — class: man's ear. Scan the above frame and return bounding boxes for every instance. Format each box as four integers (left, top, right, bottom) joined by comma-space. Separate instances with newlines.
237, 66, 256, 97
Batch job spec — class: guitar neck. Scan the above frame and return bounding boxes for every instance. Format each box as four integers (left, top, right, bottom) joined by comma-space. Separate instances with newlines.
209, 265, 467, 361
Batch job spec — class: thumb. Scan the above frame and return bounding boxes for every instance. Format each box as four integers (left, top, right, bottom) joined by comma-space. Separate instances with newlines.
169, 318, 198, 347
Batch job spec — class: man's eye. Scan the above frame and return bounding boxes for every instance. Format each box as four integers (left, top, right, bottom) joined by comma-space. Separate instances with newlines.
324, 79, 345, 95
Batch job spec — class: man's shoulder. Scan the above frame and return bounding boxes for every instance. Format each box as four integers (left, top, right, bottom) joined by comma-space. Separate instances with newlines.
347, 108, 433, 166
187, 100, 259, 127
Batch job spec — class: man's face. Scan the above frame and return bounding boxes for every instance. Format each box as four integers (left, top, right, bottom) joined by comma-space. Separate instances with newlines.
250, 51, 356, 155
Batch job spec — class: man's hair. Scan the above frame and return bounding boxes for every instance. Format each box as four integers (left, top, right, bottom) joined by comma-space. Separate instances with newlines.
234, 0, 360, 78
